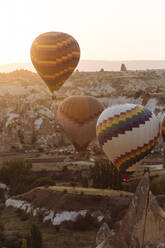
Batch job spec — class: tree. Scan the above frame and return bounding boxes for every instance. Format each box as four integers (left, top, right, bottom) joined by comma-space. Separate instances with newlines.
22, 238, 27, 248
90, 159, 122, 189
30, 223, 42, 248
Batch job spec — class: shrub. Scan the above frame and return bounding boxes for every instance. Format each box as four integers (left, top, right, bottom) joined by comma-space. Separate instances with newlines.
25, 234, 31, 248
62, 165, 68, 172
81, 177, 88, 188
122, 179, 141, 193
80, 191, 84, 196
0, 231, 5, 244
0, 188, 5, 202
0, 158, 34, 195
15, 208, 24, 216
20, 213, 29, 222
5, 233, 22, 248
0, 220, 4, 232
21, 238, 27, 248
68, 212, 99, 231
15, 209, 29, 221
55, 225, 60, 232
63, 189, 68, 194
70, 182, 77, 188
32, 177, 55, 187
103, 216, 113, 229
0, 158, 55, 195
150, 175, 165, 195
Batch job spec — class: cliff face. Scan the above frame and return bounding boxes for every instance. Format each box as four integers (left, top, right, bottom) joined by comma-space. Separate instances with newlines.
0, 69, 164, 152
59, 70, 165, 122
95, 174, 165, 248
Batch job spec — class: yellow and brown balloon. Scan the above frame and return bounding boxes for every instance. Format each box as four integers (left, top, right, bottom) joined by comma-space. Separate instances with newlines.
30, 32, 80, 95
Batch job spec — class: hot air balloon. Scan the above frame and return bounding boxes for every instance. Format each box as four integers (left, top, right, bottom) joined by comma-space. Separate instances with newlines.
56, 95, 104, 152
161, 115, 165, 169
30, 32, 80, 95
161, 115, 165, 142
96, 103, 160, 172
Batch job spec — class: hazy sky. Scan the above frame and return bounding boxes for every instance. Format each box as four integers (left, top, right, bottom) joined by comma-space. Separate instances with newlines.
1, 0, 165, 63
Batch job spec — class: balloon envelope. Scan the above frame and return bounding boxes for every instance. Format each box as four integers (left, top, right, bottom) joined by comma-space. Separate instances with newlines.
30, 32, 80, 94
161, 115, 165, 142
57, 95, 104, 151
96, 103, 160, 172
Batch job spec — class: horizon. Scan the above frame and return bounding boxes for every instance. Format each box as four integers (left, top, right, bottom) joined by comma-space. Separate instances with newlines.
0, 59, 165, 73
2, 58, 165, 65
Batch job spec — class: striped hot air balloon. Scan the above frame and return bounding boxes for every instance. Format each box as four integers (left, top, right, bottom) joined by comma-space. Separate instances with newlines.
56, 95, 104, 152
30, 32, 80, 95
161, 115, 165, 142
96, 103, 160, 172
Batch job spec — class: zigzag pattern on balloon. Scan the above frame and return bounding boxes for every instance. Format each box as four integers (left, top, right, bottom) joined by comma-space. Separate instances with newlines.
43, 80, 65, 91
59, 108, 103, 126
97, 105, 142, 135
34, 37, 75, 49
40, 67, 73, 80
34, 33, 76, 45
39, 66, 76, 79
33, 44, 79, 56
97, 106, 152, 146
31, 32, 80, 94
31, 51, 80, 65
96, 103, 160, 173
36, 67, 76, 91
115, 134, 159, 172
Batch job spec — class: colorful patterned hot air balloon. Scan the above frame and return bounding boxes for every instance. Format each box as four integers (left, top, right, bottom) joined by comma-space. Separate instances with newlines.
30, 32, 80, 95
56, 95, 104, 151
161, 115, 165, 142
96, 103, 160, 172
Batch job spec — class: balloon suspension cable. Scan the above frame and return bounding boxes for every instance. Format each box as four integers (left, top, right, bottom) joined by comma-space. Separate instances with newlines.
50, 92, 61, 126
78, 150, 89, 160
52, 95, 56, 101
52, 91, 58, 100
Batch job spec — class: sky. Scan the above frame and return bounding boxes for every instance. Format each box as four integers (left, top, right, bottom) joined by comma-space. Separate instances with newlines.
0, 0, 165, 64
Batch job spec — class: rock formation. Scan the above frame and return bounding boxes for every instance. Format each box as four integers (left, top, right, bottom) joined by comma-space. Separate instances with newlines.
96, 173, 165, 248
96, 222, 112, 246
120, 63, 127, 72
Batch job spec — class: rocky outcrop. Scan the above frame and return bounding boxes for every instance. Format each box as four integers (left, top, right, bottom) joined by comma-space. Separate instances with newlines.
96, 238, 111, 248
96, 222, 114, 246
120, 64, 127, 72
97, 173, 165, 248
144, 242, 165, 248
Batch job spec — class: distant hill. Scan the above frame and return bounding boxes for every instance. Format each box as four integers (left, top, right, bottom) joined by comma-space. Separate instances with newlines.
77, 60, 165, 71
0, 60, 165, 73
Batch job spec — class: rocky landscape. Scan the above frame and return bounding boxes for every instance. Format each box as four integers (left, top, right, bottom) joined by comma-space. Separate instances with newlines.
0, 69, 164, 153
0, 69, 165, 247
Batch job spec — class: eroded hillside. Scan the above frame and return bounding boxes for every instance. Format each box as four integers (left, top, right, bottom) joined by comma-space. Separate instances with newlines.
0, 69, 164, 152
